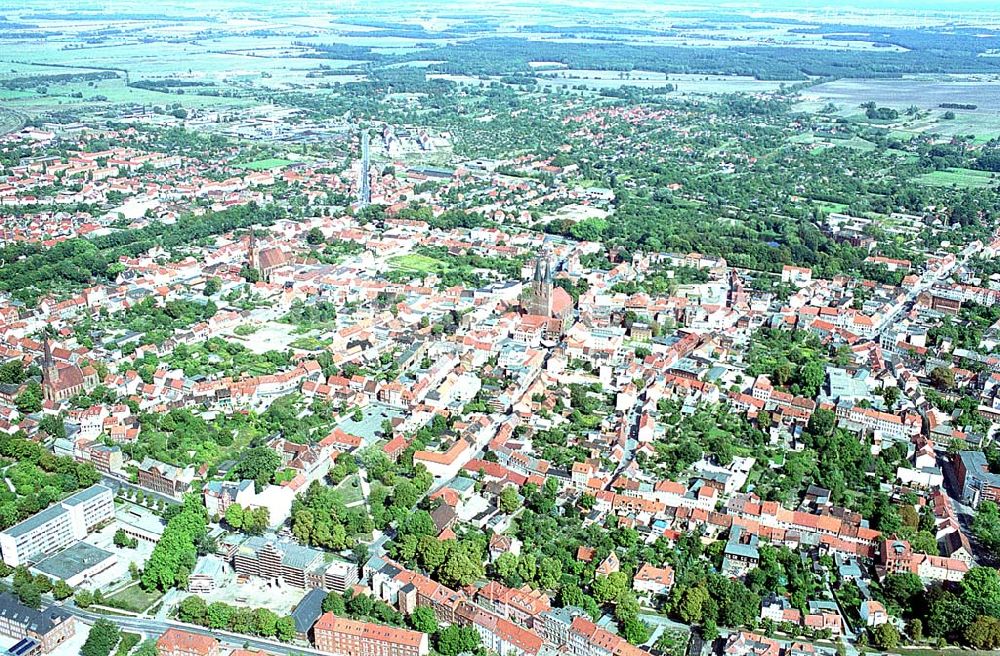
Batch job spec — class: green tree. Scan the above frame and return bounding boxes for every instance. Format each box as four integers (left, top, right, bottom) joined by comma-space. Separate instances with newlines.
973, 500, 1000, 552
436, 625, 480, 656
75, 590, 94, 608
225, 503, 245, 530
254, 608, 278, 637
141, 495, 208, 591
15, 381, 42, 414
232, 447, 281, 493
52, 580, 73, 600
178, 596, 208, 624
306, 228, 326, 246
882, 385, 900, 408
593, 572, 629, 604
203, 277, 221, 296
322, 591, 347, 615
438, 547, 484, 588
275, 615, 296, 642
207, 601, 234, 629
409, 606, 438, 634
16, 583, 40, 609
133, 641, 158, 656
418, 536, 449, 573
499, 487, 520, 514
965, 615, 1000, 650
677, 586, 710, 624
871, 623, 900, 651
882, 573, 924, 610
929, 366, 956, 390
961, 566, 1000, 617
81, 618, 121, 656
113, 528, 136, 548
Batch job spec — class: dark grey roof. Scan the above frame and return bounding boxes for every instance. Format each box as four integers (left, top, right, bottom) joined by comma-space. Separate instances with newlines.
291, 588, 327, 634
0, 592, 71, 635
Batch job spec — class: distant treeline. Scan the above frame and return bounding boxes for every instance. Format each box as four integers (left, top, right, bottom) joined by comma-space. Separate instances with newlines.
295, 42, 382, 61
130, 79, 216, 90
517, 24, 680, 38
402, 38, 1000, 80
26, 12, 201, 21
0, 70, 117, 91
791, 24, 1000, 55
0, 18, 40, 29
0, 31, 55, 39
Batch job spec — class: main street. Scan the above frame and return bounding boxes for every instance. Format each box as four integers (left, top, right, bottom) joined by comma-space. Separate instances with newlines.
61, 603, 326, 656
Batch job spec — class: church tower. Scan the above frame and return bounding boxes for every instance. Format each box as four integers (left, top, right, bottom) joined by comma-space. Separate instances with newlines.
246, 228, 258, 276
527, 254, 553, 317
41, 337, 59, 403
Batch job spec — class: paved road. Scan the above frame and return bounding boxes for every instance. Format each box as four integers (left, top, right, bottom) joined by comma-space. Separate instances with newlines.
62, 603, 325, 656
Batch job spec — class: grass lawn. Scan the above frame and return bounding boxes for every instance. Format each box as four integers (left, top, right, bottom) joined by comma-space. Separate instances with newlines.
238, 158, 295, 171
387, 253, 447, 274
289, 336, 331, 351
812, 200, 849, 214
332, 474, 365, 506
106, 584, 163, 613
917, 167, 999, 189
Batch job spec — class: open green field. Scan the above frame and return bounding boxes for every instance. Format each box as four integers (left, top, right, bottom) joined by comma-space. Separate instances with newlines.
106, 584, 163, 613
811, 200, 850, 214
917, 167, 999, 189
238, 158, 295, 171
387, 253, 447, 274
0, 74, 252, 114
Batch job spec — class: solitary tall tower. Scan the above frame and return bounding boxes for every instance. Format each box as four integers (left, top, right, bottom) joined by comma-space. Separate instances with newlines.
358, 129, 371, 207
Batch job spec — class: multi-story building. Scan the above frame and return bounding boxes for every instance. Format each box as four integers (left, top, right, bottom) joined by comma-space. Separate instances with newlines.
137, 457, 195, 499
312, 614, 428, 656
0, 592, 75, 653
371, 561, 466, 625
721, 525, 760, 578
156, 629, 221, 656
955, 450, 1000, 508
565, 616, 643, 656
0, 484, 114, 567
475, 581, 550, 629
228, 535, 358, 592
457, 603, 544, 656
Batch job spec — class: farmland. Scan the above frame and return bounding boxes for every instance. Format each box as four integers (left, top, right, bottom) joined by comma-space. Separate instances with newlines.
917, 167, 1000, 189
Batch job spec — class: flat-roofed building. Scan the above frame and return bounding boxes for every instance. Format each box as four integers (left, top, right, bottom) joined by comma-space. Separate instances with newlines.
30, 541, 116, 587
0, 485, 114, 567
230, 535, 358, 592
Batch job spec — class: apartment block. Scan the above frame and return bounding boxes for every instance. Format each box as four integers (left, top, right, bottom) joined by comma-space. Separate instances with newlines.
0, 484, 114, 567
227, 535, 359, 592
313, 614, 428, 656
